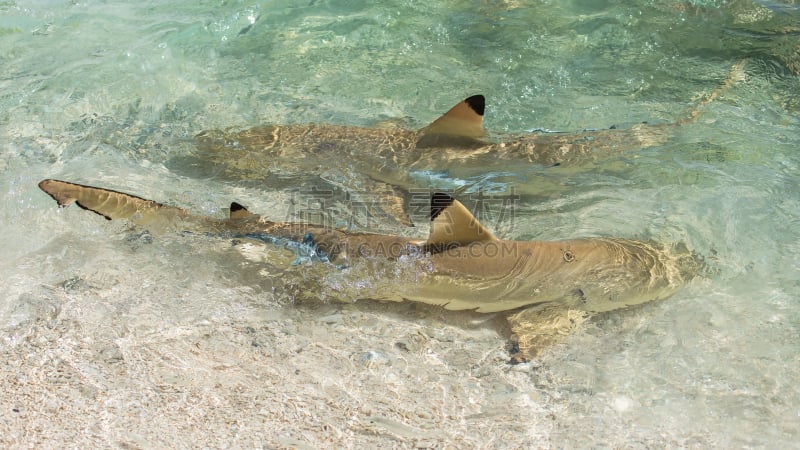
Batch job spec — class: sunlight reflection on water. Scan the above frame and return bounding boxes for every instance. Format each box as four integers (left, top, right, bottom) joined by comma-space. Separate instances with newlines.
1, 0, 799, 447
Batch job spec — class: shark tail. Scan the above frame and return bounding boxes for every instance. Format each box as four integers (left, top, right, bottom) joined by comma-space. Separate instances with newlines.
676, 58, 748, 125
38, 179, 189, 226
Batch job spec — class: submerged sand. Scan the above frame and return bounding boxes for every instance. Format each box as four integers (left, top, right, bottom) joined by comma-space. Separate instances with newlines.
2, 284, 558, 448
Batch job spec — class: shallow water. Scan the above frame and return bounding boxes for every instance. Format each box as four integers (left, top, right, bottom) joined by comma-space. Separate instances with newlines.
2, 0, 799, 447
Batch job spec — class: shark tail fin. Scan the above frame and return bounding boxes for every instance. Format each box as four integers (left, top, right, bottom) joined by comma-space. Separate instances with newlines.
38, 179, 187, 224
426, 192, 497, 248
418, 95, 486, 147
677, 58, 748, 125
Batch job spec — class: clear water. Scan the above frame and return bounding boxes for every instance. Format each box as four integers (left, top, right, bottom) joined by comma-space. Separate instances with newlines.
2, 0, 799, 447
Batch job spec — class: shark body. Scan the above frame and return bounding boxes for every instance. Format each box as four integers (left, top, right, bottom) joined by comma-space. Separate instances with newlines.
39, 179, 700, 359
184, 61, 746, 224
190, 95, 673, 201
194, 94, 665, 173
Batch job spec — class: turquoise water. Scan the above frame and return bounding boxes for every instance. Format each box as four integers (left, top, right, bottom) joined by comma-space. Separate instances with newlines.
2, 0, 799, 447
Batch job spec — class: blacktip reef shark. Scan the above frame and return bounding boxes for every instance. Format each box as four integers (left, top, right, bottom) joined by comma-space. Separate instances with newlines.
39, 179, 701, 360
186, 61, 747, 225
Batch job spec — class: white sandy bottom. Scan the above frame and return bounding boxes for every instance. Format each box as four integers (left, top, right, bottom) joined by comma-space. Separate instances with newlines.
2, 287, 546, 447
4, 237, 794, 449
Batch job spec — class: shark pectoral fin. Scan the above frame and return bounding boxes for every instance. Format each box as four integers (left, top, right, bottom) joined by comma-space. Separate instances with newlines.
373, 117, 411, 130
425, 192, 497, 248
193, 129, 228, 152
195, 126, 278, 153
506, 305, 590, 362
38, 179, 188, 226
359, 179, 413, 226
419, 95, 486, 145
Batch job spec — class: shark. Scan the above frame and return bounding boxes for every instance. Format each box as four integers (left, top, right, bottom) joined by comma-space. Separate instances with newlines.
38, 178, 701, 360
182, 61, 746, 225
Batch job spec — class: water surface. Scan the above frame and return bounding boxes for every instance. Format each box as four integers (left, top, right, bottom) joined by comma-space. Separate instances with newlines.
1, 0, 799, 447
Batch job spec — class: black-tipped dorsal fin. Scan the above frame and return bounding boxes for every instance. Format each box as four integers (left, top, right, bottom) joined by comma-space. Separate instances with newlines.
421, 95, 486, 139
426, 192, 497, 246
229, 202, 252, 220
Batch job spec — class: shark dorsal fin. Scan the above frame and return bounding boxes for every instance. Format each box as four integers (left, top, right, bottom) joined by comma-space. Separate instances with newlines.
230, 202, 252, 220
426, 192, 497, 247
421, 95, 486, 139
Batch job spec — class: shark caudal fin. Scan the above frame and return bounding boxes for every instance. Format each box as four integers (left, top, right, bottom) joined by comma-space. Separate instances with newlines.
425, 192, 497, 248
677, 59, 748, 125
418, 95, 486, 147
38, 179, 188, 225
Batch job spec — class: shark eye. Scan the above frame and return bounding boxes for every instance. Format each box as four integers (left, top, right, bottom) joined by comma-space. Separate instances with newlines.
563, 250, 575, 263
